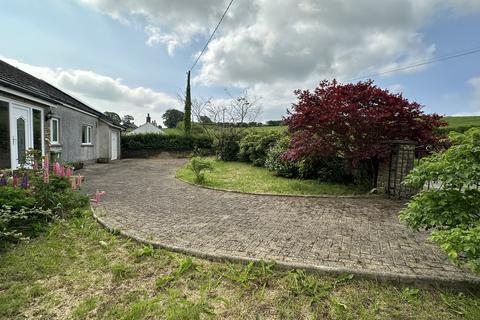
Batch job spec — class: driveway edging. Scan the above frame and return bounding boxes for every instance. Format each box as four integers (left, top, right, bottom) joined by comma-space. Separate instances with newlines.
175, 176, 382, 200
91, 205, 480, 290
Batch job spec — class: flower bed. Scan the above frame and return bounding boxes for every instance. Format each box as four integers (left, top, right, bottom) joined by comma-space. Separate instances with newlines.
1, 153, 90, 246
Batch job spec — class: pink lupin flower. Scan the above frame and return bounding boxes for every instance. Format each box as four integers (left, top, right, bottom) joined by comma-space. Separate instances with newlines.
60, 165, 65, 177
12, 175, 18, 188
91, 190, 106, 204
76, 174, 83, 187
43, 158, 50, 183
66, 167, 72, 177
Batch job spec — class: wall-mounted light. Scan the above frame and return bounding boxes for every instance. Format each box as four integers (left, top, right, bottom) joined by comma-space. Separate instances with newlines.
45, 109, 53, 121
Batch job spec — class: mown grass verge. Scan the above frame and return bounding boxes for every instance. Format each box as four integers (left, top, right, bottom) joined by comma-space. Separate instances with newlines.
1, 211, 479, 319
176, 159, 367, 196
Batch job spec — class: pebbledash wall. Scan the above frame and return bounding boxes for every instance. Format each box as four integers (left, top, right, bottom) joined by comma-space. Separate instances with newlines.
0, 90, 121, 166
49, 106, 121, 164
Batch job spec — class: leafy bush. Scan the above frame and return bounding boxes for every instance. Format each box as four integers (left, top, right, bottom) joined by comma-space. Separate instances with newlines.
188, 157, 214, 183
283, 80, 446, 187
0, 187, 35, 210
298, 156, 352, 183
400, 128, 480, 273
31, 175, 89, 217
214, 134, 241, 161
1, 169, 89, 247
433, 125, 479, 135
238, 131, 282, 166
265, 136, 299, 178
430, 222, 480, 273
1, 205, 53, 243
122, 133, 212, 152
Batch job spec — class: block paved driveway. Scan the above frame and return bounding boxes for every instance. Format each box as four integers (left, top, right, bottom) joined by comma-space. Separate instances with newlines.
81, 158, 479, 285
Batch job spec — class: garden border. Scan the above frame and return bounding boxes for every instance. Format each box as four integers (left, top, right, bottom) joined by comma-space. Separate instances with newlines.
92, 205, 480, 290
175, 176, 381, 199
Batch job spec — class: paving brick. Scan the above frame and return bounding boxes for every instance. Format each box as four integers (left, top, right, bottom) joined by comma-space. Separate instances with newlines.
82, 158, 479, 285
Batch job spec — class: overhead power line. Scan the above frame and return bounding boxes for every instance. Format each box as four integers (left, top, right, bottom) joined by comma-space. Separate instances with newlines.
343, 46, 480, 82
188, 0, 235, 72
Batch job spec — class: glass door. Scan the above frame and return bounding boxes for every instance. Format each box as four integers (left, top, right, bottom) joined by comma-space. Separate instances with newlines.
9, 104, 32, 169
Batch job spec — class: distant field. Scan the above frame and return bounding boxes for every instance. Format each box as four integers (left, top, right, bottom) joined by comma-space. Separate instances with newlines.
443, 116, 480, 128
163, 128, 184, 135
163, 126, 285, 136
163, 116, 480, 136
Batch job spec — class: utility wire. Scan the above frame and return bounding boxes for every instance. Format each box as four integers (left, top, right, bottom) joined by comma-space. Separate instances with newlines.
189, 0, 235, 72
343, 46, 480, 82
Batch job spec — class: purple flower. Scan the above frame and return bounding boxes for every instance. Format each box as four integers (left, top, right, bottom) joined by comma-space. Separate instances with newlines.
21, 174, 29, 189
0, 175, 6, 186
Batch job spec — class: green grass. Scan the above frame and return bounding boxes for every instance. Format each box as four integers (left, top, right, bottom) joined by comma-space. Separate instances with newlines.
165, 116, 480, 137
177, 159, 368, 196
443, 116, 480, 128
163, 127, 185, 136
0, 212, 479, 319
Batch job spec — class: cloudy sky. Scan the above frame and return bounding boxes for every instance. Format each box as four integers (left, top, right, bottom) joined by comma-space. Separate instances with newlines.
1, 0, 480, 125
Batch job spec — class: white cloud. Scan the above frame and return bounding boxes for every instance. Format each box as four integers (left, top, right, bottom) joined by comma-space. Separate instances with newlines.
467, 76, 480, 114
1, 57, 179, 125
76, 0, 480, 121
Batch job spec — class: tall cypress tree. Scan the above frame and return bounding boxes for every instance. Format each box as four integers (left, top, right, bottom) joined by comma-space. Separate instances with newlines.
184, 71, 192, 135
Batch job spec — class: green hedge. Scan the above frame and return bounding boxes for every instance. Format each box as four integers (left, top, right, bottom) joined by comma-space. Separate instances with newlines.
433, 125, 479, 135
121, 133, 213, 156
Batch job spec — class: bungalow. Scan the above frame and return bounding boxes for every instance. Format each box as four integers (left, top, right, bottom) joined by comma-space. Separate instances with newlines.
0, 59, 123, 170
126, 113, 165, 135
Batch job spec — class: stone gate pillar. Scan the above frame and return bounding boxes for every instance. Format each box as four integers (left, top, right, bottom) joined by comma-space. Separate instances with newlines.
376, 140, 417, 199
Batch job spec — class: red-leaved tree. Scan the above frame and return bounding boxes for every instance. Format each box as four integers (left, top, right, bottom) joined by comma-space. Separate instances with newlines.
283, 80, 446, 167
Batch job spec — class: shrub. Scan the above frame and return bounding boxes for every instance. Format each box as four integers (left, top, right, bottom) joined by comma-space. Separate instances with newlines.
0, 187, 35, 210
433, 125, 479, 135
238, 131, 282, 166
298, 156, 352, 183
30, 175, 88, 217
283, 80, 446, 187
1, 205, 53, 244
122, 133, 213, 154
188, 157, 214, 183
400, 128, 480, 273
214, 134, 241, 161
265, 136, 299, 178
0, 165, 90, 247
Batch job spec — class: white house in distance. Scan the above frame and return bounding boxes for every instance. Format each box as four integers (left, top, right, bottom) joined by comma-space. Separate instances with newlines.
126, 114, 165, 135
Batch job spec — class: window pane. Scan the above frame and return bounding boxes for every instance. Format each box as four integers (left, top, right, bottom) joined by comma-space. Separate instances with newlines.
52, 119, 58, 142
88, 126, 91, 143
0, 101, 10, 168
33, 109, 42, 150
82, 126, 86, 143
17, 118, 26, 164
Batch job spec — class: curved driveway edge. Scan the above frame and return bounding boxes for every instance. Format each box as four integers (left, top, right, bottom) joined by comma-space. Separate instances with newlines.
82, 158, 480, 289
175, 176, 377, 199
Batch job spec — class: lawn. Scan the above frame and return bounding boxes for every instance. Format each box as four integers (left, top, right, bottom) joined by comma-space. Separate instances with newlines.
176, 159, 368, 196
443, 116, 480, 128
1, 211, 479, 320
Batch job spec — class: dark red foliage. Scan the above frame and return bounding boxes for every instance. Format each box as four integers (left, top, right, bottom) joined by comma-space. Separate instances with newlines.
283, 80, 447, 164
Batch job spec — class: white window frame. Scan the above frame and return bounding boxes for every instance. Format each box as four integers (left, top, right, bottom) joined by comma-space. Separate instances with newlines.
50, 118, 59, 145
82, 125, 92, 145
